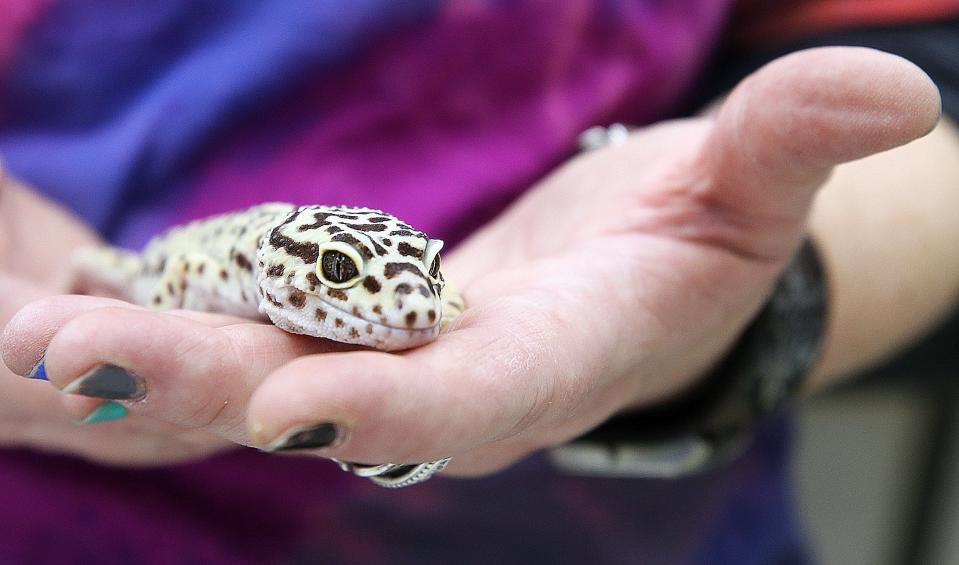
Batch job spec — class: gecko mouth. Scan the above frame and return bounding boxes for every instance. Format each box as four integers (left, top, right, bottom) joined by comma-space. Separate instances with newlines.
313, 293, 441, 333
259, 284, 440, 350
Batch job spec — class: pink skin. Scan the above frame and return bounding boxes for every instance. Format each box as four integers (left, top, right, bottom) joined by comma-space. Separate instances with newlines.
0, 47, 943, 474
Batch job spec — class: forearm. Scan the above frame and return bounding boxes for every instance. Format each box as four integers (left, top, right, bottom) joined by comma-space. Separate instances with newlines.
808, 116, 959, 388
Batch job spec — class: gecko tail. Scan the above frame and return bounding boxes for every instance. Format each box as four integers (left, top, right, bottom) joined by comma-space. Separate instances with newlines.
68, 246, 146, 301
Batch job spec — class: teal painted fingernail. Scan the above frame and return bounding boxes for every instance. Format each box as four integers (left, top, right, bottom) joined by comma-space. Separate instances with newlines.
28, 356, 47, 380
63, 364, 145, 400
80, 401, 128, 425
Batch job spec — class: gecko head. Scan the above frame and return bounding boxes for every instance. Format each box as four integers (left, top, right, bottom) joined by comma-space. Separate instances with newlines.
255, 206, 446, 350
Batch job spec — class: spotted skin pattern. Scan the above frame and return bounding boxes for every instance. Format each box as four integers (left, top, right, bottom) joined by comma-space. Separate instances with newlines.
71, 203, 464, 351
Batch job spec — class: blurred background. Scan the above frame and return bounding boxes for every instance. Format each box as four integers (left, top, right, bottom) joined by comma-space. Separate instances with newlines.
794, 312, 959, 564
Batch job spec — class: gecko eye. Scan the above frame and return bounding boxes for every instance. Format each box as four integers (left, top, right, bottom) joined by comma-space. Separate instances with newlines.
316, 242, 364, 288
423, 239, 444, 279
322, 251, 357, 282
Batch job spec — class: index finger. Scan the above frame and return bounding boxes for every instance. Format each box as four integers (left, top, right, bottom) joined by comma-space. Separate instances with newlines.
1, 295, 355, 443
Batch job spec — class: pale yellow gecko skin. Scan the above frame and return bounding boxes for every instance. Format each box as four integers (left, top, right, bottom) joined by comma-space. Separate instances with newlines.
71, 203, 464, 351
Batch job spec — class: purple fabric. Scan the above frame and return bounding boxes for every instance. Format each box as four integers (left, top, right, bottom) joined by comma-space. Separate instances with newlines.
0, 1, 811, 563
172, 1, 725, 249
0, 421, 803, 565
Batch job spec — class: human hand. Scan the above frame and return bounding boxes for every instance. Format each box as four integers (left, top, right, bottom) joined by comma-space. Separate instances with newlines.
0, 48, 941, 475
0, 165, 240, 464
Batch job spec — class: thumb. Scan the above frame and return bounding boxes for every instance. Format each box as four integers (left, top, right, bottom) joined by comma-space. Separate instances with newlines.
699, 46, 941, 260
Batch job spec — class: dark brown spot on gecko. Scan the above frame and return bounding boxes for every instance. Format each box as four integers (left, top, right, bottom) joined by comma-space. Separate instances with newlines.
428, 309, 436, 323
327, 288, 348, 301
362, 276, 382, 293
331, 233, 373, 260
353, 231, 387, 256
326, 226, 343, 234
315, 308, 327, 322
368, 216, 391, 222
235, 253, 253, 272
349, 328, 360, 338
267, 264, 285, 278
391, 230, 427, 240
395, 283, 413, 295
153, 296, 161, 305
306, 272, 320, 290
183, 261, 190, 271
382, 238, 392, 246
372, 305, 382, 315
417, 285, 430, 298
198, 262, 206, 275
220, 269, 228, 281
397, 242, 423, 259
366, 323, 374, 334
288, 289, 307, 309
384, 262, 427, 281
405, 312, 417, 327
345, 223, 387, 232
277, 208, 302, 227
269, 227, 319, 264
335, 318, 344, 328
297, 212, 334, 231
167, 282, 175, 296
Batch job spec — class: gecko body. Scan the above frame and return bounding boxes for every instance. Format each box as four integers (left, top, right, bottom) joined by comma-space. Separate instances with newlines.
72, 203, 463, 351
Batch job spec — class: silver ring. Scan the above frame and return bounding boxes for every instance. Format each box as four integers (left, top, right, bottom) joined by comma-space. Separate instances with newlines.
577, 123, 629, 152
334, 458, 451, 488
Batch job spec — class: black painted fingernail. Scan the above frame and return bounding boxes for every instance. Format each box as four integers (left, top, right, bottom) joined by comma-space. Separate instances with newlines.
62, 364, 146, 400
267, 423, 341, 451
28, 355, 47, 380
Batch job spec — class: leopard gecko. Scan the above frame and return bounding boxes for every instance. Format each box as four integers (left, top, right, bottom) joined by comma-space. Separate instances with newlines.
71, 203, 464, 351
70, 203, 464, 487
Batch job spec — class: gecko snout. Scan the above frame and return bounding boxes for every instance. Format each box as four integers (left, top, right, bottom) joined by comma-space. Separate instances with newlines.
391, 282, 440, 329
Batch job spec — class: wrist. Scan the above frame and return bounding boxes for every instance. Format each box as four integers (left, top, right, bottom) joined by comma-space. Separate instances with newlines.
552, 239, 827, 477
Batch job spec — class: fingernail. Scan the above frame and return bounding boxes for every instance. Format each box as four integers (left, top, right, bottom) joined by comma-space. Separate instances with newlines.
266, 423, 342, 451
80, 401, 128, 425
28, 355, 47, 380
62, 364, 146, 400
